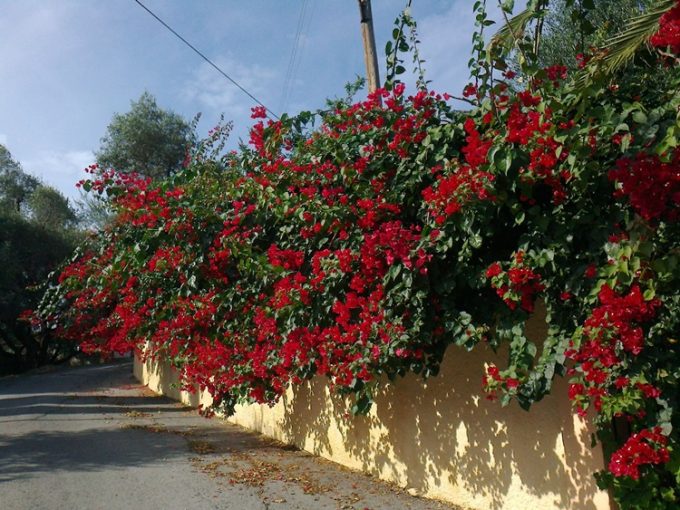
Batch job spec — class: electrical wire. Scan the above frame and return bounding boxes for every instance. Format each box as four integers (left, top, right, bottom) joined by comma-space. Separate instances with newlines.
132, 0, 279, 120
286, 0, 316, 113
280, 0, 308, 113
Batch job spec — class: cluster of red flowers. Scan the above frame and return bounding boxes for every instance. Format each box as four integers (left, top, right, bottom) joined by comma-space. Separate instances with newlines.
566, 284, 660, 415
388, 94, 432, 158
54, 85, 457, 411
422, 166, 495, 224
147, 246, 184, 274
651, 1, 680, 55
608, 427, 670, 480
267, 244, 305, 271
505, 93, 546, 144
461, 118, 492, 168
422, 117, 495, 224
608, 150, 680, 222
486, 251, 544, 313
504, 90, 575, 204
544, 65, 568, 84
482, 364, 520, 400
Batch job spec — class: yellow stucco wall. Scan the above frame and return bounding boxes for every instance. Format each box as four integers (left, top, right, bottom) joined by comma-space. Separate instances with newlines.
134, 312, 611, 510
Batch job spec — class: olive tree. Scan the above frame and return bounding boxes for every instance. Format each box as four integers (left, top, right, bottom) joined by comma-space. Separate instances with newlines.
96, 92, 194, 179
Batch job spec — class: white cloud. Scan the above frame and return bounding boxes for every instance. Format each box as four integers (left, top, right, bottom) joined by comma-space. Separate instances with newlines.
182, 55, 276, 122
21, 150, 94, 201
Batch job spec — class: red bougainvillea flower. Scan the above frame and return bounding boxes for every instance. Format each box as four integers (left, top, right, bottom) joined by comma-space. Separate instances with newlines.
651, 1, 680, 55
609, 150, 680, 222
608, 427, 670, 480
565, 283, 661, 417
486, 252, 544, 313
250, 105, 268, 119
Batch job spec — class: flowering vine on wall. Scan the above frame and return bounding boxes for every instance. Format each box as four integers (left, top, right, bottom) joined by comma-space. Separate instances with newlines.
36, 1, 680, 508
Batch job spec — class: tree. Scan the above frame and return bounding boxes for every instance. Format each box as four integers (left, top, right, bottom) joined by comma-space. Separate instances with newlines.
495, 0, 674, 79
75, 190, 113, 230
28, 185, 78, 231
96, 92, 194, 179
0, 145, 39, 213
537, 0, 655, 69
0, 213, 77, 374
0, 144, 81, 374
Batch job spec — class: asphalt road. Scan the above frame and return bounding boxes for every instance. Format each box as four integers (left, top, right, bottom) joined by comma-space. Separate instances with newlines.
0, 362, 453, 510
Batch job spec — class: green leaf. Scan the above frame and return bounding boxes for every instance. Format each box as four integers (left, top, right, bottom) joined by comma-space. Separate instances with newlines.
351, 394, 373, 415
501, 0, 515, 14
632, 111, 648, 124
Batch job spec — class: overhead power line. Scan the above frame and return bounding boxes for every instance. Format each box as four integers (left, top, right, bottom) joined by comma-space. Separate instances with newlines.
280, 0, 316, 113
132, 0, 279, 120
289, 0, 316, 111
280, 0, 308, 113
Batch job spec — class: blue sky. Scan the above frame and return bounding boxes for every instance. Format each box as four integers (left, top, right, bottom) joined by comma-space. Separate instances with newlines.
0, 0, 512, 202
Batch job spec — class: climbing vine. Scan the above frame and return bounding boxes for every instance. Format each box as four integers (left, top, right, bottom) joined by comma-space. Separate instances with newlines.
36, 1, 680, 507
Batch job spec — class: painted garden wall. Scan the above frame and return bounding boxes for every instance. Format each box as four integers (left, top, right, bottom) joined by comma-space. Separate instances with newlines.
135, 311, 610, 510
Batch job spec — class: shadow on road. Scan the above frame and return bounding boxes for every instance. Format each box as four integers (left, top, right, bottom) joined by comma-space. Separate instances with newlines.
0, 362, 199, 484
0, 394, 188, 418
0, 363, 457, 510
0, 425, 188, 483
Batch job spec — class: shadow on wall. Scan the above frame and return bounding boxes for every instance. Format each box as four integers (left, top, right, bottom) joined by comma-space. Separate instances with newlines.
140, 357, 204, 408
276, 344, 605, 510
136, 314, 609, 510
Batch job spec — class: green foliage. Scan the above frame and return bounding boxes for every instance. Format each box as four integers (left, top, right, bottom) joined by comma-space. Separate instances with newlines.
0, 145, 39, 213
96, 91, 194, 179
0, 213, 77, 374
384, 2, 428, 91
0, 144, 81, 374
28, 185, 78, 231
596, 0, 677, 75
537, 0, 651, 67
492, 0, 674, 83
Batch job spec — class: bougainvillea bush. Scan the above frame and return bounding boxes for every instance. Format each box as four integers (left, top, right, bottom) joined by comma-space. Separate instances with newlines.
37, 1, 680, 507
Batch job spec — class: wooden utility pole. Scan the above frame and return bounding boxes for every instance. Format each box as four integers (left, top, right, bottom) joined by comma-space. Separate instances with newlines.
357, 0, 381, 94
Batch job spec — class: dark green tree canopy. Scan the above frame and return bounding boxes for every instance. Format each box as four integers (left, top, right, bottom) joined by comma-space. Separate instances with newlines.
96, 92, 194, 179
0, 143, 81, 374
0, 213, 77, 374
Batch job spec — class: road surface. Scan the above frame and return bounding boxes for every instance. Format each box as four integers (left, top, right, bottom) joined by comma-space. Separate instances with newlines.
0, 362, 454, 510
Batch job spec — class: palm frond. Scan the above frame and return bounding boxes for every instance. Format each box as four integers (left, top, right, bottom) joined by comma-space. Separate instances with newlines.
595, 0, 676, 75
489, 7, 536, 51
